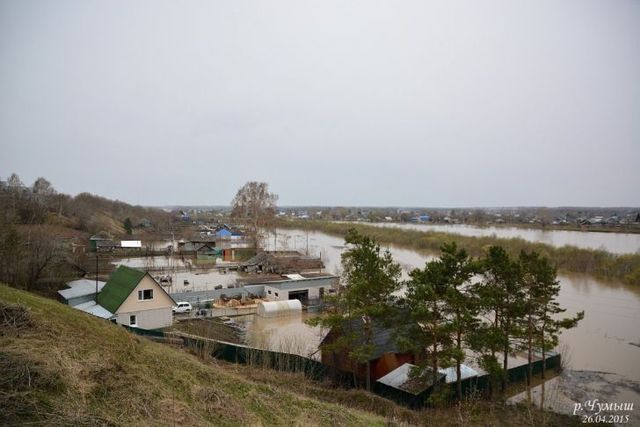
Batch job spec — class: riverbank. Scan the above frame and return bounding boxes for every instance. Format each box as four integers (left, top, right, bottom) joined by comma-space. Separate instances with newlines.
278, 220, 640, 285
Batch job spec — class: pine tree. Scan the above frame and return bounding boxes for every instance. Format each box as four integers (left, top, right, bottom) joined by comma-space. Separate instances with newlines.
308, 229, 401, 391
518, 250, 546, 392
517, 250, 584, 406
397, 256, 455, 399
438, 242, 478, 399
532, 257, 584, 380
473, 246, 525, 392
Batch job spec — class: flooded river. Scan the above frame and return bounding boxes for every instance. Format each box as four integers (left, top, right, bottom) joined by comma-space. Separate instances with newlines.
273, 229, 640, 386
364, 222, 640, 255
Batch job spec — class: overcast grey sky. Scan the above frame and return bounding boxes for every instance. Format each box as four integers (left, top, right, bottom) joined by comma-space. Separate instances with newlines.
1, 0, 638, 207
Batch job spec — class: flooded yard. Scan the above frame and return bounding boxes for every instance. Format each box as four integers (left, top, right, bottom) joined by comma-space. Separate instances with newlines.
118, 229, 640, 411
274, 228, 640, 406
112, 256, 240, 292
235, 312, 325, 360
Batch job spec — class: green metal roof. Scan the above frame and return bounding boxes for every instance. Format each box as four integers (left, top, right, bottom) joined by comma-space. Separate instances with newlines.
96, 265, 146, 313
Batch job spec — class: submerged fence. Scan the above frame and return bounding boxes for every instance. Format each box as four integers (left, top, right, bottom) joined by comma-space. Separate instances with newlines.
123, 325, 562, 409
177, 333, 331, 380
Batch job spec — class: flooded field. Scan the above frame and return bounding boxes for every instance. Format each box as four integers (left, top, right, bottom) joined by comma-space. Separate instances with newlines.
365, 222, 640, 255
113, 256, 239, 292
235, 312, 325, 360
115, 255, 186, 269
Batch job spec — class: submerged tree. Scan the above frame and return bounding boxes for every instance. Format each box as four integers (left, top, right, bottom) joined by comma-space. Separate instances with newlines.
519, 250, 547, 390
529, 256, 584, 380
518, 250, 584, 403
230, 181, 278, 248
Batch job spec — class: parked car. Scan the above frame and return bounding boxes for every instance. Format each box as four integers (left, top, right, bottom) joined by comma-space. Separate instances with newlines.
172, 302, 192, 314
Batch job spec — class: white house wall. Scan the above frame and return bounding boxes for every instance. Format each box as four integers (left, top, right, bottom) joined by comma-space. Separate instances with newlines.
117, 275, 175, 313
264, 285, 285, 300
115, 307, 173, 329
264, 284, 322, 300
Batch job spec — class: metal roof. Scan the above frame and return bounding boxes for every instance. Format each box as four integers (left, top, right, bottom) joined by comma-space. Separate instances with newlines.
74, 301, 113, 319
376, 354, 480, 389
438, 364, 480, 384
58, 279, 107, 300
377, 363, 415, 388
376, 363, 445, 395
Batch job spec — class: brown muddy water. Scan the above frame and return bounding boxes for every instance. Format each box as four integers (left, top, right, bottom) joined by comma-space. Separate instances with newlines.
234, 312, 325, 360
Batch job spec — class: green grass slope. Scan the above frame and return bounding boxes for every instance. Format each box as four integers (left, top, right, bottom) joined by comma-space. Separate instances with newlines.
0, 284, 386, 426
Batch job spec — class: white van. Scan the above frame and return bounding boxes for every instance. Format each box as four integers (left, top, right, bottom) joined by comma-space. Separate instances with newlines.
172, 302, 192, 314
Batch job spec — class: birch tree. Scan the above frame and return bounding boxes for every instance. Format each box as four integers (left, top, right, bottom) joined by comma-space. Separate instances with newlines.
230, 182, 278, 249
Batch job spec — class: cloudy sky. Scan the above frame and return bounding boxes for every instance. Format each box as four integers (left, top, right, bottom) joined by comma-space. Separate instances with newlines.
1, 0, 638, 207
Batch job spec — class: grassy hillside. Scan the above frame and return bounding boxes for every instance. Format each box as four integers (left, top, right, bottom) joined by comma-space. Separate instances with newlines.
0, 181, 176, 238
0, 285, 386, 426
0, 183, 180, 293
0, 285, 580, 426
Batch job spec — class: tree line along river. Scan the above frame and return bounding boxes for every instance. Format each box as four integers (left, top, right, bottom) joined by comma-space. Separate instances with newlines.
356, 222, 640, 255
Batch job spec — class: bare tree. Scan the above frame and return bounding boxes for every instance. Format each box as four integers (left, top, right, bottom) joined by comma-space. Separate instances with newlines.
7, 173, 23, 188
231, 182, 278, 248
32, 177, 56, 196
23, 226, 59, 289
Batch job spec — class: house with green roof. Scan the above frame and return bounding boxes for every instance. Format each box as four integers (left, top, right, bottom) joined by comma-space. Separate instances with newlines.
96, 265, 176, 330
